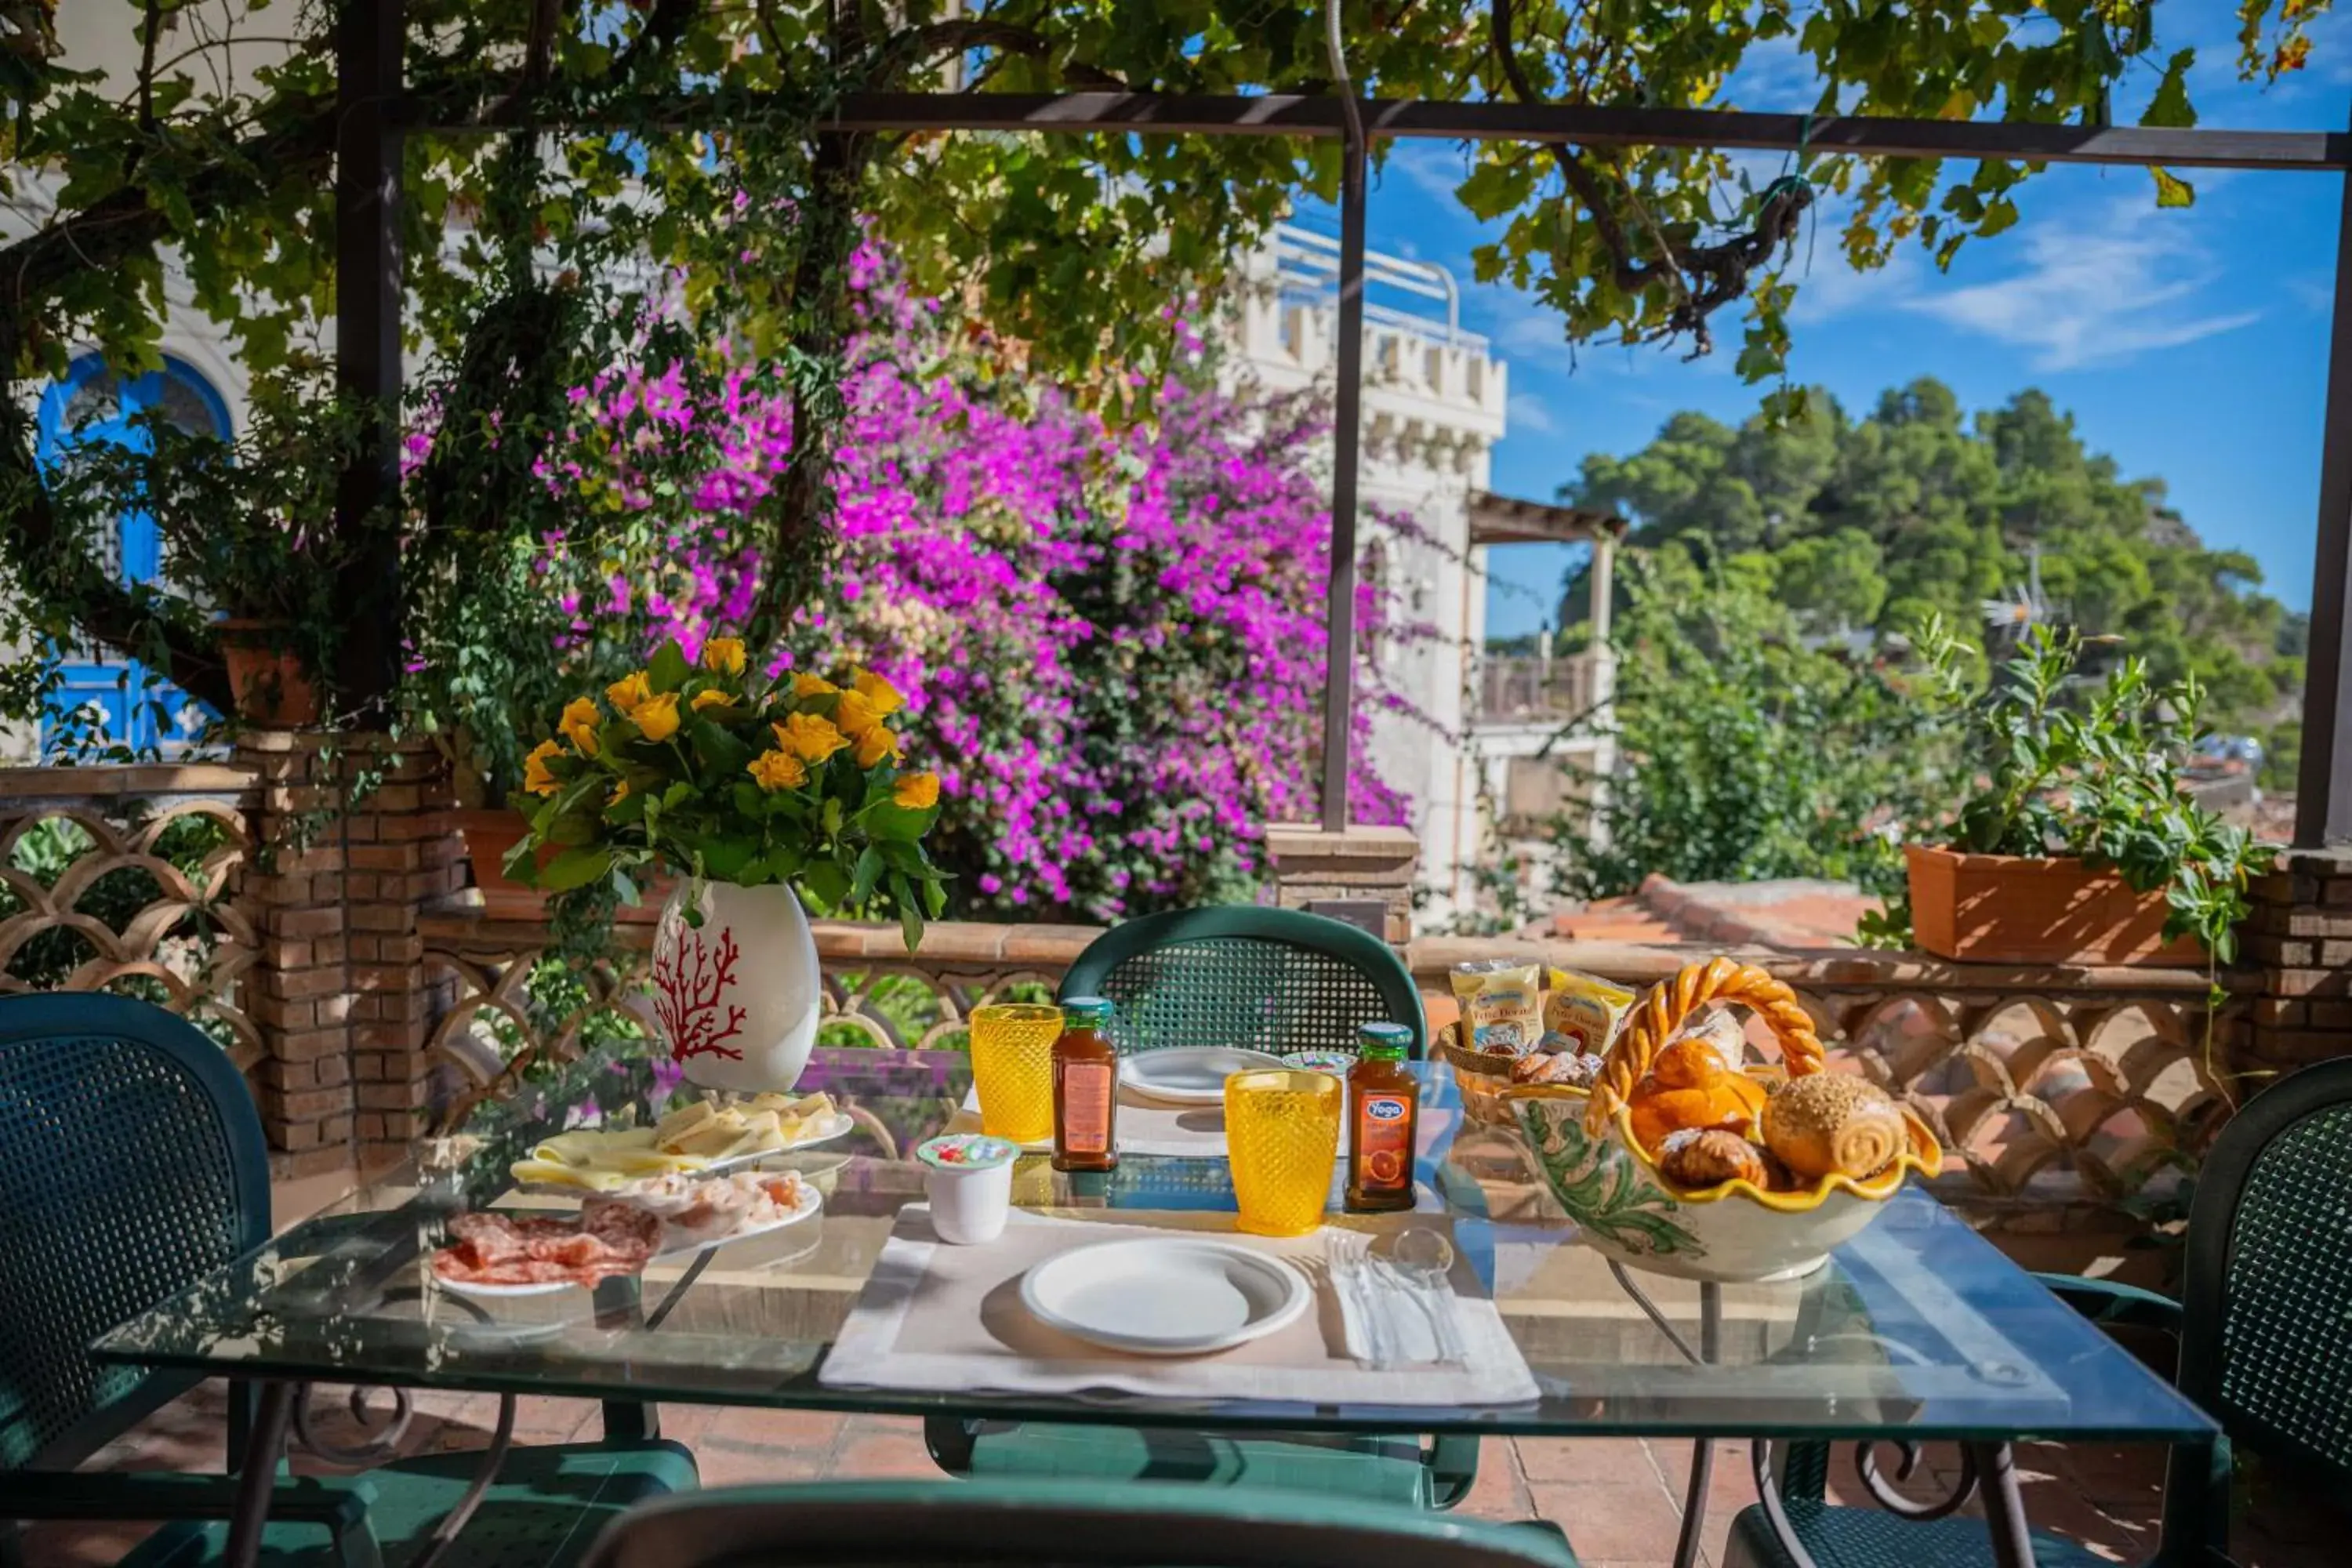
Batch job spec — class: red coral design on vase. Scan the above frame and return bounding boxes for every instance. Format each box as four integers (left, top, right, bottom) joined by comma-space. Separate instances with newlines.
652, 922, 748, 1062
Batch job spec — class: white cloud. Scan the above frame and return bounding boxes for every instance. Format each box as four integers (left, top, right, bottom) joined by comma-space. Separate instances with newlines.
1384, 142, 1472, 205
1506, 393, 1558, 434
1905, 191, 2259, 370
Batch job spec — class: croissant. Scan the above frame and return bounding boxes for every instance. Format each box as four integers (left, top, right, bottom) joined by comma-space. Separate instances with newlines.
1627, 1038, 1768, 1154
1761, 1074, 1907, 1181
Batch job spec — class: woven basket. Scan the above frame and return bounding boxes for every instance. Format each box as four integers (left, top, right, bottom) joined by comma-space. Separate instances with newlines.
1437, 1024, 1527, 1127
1501, 957, 1941, 1283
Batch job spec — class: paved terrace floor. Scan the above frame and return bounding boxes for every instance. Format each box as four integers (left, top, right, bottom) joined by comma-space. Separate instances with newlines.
28, 1379, 2343, 1568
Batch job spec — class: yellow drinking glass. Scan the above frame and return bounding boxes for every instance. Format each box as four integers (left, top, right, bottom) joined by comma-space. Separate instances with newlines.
969, 1003, 1062, 1144
1225, 1069, 1343, 1237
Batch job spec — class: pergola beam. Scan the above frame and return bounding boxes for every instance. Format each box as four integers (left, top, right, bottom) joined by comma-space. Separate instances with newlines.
405, 93, 2352, 172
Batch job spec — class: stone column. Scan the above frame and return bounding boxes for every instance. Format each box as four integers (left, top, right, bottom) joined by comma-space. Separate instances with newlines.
2231, 849, 2352, 1086
1263, 823, 1421, 944
238, 731, 460, 1174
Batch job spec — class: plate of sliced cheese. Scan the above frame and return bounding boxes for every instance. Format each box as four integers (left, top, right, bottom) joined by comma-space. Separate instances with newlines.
509, 1092, 851, 1192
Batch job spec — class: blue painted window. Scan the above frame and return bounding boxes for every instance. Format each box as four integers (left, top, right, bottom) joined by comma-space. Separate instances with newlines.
34, 354, 234, 756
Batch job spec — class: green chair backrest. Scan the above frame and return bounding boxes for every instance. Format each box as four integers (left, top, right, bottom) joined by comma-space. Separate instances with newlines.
579, 1479, 1577, 1568
1058, 907, 1427, 1061
2177, 1055, 2352, 1485
0, 994, 270, 1471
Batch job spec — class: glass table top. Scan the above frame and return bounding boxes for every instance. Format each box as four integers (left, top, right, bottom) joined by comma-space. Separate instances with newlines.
94, 1050, 2216, 1443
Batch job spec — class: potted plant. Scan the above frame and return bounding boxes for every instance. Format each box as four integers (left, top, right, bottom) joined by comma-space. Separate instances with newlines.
506, 636, 947, 1091
37, 397, 351, 729
1876, 622, 2270, 967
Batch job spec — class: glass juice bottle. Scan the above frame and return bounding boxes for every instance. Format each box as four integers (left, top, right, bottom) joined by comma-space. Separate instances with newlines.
1345, 1022, 1419, 1212
1051, 996, 1120, 1174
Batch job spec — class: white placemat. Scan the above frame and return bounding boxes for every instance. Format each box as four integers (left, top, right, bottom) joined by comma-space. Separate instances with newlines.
817, 1206, 1541, 1407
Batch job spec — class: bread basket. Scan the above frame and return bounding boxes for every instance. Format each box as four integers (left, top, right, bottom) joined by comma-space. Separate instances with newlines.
1437, 1025, 1526, 1127
1501, 957, 1942, 1283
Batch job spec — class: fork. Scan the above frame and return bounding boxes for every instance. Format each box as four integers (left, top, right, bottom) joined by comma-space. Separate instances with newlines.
1323, 1230, 1406, 1370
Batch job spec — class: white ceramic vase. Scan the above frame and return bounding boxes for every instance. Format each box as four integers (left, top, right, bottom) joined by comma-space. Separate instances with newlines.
650, 880, 819, 1094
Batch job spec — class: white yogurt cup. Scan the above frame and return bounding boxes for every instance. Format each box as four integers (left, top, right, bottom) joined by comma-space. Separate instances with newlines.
916, 1134, 1018, 1245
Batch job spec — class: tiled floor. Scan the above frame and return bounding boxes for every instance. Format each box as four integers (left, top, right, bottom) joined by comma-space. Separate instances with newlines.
24, 1382, 2344, 1568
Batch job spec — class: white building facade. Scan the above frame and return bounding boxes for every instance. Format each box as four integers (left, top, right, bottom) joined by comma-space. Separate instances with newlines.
1226, 227, 1615, 928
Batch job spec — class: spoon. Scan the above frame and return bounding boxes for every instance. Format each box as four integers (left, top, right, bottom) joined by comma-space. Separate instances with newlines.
1386, 1227, 1468, 1366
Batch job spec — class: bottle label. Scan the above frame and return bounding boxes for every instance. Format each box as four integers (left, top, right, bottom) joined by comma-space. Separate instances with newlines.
1062, 1061, 1115, 1154
1356, 1092, 1412, 1192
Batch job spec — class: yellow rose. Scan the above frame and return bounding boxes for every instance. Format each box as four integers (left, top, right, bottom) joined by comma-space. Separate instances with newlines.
834, 687, 884, 737
606, 670, 652, 715
893, 771, 940, 810
635, 691, 682, 742
559, 696, 601, 757
690, 688, 731, 713
523, 739, 564, 797
852, 668, 905, 717
609, 779, 631, 804
853, 723, 902, 768
792, 672, 839, 699
747, 749, 808, 792
775, 711, 849, 764
702, 637, 746, 676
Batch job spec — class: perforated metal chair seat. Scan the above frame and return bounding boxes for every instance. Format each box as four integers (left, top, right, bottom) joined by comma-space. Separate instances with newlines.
1717, 1059, 2352, 1568
927, 908, 1465, 1504
0, 994, 695, 1567
116, 1441, 701, 1568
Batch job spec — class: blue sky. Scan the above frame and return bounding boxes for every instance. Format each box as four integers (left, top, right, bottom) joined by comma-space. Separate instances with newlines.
1310, 11, 2352, 641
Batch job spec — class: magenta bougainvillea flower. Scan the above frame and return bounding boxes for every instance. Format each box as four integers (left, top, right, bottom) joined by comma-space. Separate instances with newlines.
536, 247, 1436, 922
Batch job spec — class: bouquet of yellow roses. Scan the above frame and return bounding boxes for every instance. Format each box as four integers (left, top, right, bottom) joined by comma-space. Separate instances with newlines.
508, 636, 946, 948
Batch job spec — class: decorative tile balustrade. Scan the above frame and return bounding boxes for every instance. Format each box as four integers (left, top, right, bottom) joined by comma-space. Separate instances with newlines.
0, 766, 265, 1081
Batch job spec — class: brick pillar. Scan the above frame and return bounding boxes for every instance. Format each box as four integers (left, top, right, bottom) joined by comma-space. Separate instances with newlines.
2234, 849, 2352, 1086
240, 732, 461, 1174
1262, 823, 1420, 944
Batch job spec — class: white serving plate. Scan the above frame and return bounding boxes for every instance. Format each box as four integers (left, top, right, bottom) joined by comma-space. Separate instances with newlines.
1116, 1047, 1289, 1105
431, 1268, 590, 1299
697, 1110, 858, 1173
1019, 1236, 1309, 1356
653, 1179, 822, 1258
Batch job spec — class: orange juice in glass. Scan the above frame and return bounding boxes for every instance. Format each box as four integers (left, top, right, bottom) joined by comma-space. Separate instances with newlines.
969, 1004, 1062, 1143
1225, 1069, 1342, 1236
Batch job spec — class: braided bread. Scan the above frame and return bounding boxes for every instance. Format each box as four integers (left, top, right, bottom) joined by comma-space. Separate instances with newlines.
1584, 958, 1826, 1138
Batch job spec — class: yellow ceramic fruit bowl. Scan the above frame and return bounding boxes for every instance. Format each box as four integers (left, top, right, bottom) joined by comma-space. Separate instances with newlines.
1501, 959, 1943, 1284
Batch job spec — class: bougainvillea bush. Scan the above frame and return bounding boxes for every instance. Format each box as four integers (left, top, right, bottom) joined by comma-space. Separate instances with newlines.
541, 250, 1425, 924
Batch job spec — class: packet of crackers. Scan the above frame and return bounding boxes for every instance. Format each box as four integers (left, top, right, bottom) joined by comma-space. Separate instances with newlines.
1543, 967, 1635, 1055
1450, 959, 1544, 1056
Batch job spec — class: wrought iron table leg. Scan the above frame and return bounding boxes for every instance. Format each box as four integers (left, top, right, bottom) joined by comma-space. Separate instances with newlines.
1605, 1264, 1720, 1568
1965, 1442, 2038, 1568
227, 1379, 297, 1568
408, 1393, 517, 1568
1670, 1283, 1724, 1568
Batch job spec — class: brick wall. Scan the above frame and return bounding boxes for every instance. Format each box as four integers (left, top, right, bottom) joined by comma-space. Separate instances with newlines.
2234, 849, 2352, 1085
238, 731, 461, 1172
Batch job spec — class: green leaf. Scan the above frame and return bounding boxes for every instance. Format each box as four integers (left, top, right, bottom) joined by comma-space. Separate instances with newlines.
2140, 49, 2198, 130
648, 639, 691, 693
700, 837, 759, 880
539, 845, 615, 892
800, 858, 851, 912
866, 800, 938, 842
851, 844, 884, 905
2151, 166, 2195, 209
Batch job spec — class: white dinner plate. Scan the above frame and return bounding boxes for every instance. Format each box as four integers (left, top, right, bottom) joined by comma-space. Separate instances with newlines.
431, 1266, 592, 1299
1117, 1047, 1289, 1105
654, 1179, 822, 1258
1019, 1236, 1310, 1356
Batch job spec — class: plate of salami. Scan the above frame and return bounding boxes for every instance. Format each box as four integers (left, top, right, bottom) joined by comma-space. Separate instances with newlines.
430, 1205, 663, 1298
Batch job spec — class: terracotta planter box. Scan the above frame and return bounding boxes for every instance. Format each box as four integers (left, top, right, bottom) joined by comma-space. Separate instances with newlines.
448, 808, 667, 924
1905, 844, 2204, 967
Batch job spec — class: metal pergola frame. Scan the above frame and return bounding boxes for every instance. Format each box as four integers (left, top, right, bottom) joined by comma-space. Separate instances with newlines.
336, 1, 2352, 846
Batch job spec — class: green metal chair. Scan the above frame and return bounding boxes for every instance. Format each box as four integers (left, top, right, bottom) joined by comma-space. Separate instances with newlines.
0, 993, 697, 1568
579, 1479, 1581, 1568
926, 906, 1468, 1507
1723, 1054, 2352, 1568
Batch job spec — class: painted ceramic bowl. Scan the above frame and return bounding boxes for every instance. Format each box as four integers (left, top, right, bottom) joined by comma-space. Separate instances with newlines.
1504, 1083, 1941, 1283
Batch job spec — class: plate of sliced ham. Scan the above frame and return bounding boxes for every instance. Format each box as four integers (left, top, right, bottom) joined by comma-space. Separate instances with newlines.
430, 1205, 663, 1298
